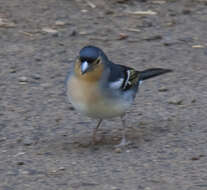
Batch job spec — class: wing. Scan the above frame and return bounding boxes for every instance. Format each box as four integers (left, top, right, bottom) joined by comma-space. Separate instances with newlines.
108, 62, 140, 91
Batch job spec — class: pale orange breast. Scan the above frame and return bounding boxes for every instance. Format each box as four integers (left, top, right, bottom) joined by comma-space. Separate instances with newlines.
67, 75, 132, 118
67, 75, 102, 110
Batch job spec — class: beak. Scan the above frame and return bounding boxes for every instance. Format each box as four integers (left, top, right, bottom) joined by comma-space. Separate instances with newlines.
81, 61, 89, 74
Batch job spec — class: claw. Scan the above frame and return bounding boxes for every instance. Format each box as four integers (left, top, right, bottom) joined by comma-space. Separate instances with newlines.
115, 136, 132, 147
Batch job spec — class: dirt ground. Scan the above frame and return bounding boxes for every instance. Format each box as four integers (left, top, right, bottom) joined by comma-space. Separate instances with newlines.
0, 0, 207, 189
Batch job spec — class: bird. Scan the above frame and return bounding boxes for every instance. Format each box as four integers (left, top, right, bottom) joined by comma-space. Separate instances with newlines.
66, 45, 172, 146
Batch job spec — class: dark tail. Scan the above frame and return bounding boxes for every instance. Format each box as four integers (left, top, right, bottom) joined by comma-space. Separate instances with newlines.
139, 68, 172, 81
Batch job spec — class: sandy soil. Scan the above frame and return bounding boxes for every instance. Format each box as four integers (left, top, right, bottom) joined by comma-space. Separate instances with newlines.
0, 0, 207, 189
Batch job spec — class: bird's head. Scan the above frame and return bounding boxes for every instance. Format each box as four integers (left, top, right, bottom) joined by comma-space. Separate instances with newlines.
74, 46, 108, 82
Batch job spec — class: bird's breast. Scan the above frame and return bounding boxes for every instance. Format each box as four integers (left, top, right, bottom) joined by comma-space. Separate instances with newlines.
67, 75, 133, 118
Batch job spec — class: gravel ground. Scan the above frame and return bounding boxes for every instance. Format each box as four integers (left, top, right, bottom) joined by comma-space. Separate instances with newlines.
0, 0, 207, 189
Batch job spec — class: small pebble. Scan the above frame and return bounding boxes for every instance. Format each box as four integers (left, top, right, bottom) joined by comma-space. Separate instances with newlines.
42, 27, 59, 37
144, 34, 162, 41
42, 27, 58, 34
71, 161, 77, 165
167, 96, 183, 105
23, 137, 34, 146
118, 33, 128, 40
48, 169, 58, 174
158, 86, 168, 92
21, 170, 30, 175
55, 20, 66, 26
19, 76, 28, 82
35, 57, 42, 62
163, 39, 178, 46
31, 74, 41, 80
192, 45, 204, 48
111, 186, 119, 190
114, 147, 122, 153
59, 167, 65, 171
10, 69, 16, 73
17, 161, 24, 166
14, 152, 25, 157
165, 21, 176, 27
41, 83, 51, 88
191, 157, 200, 161
79, 31, 89, 35
81, 9, 88, 13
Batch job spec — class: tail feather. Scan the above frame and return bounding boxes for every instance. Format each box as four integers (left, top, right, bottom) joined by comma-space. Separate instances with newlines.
139, 68, 172, 81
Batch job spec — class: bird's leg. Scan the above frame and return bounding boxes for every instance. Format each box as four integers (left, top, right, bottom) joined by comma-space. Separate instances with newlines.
116, 115, 131, 147
92, 119, 103, 144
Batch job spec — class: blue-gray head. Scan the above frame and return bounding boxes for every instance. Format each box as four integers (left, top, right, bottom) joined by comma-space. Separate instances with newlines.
74, 46, 109, 81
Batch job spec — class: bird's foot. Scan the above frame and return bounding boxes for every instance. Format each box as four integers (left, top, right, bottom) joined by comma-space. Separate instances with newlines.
115, 136, 132, 148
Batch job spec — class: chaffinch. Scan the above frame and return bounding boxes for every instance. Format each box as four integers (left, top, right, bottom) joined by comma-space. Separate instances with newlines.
66, 45, 172, 146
